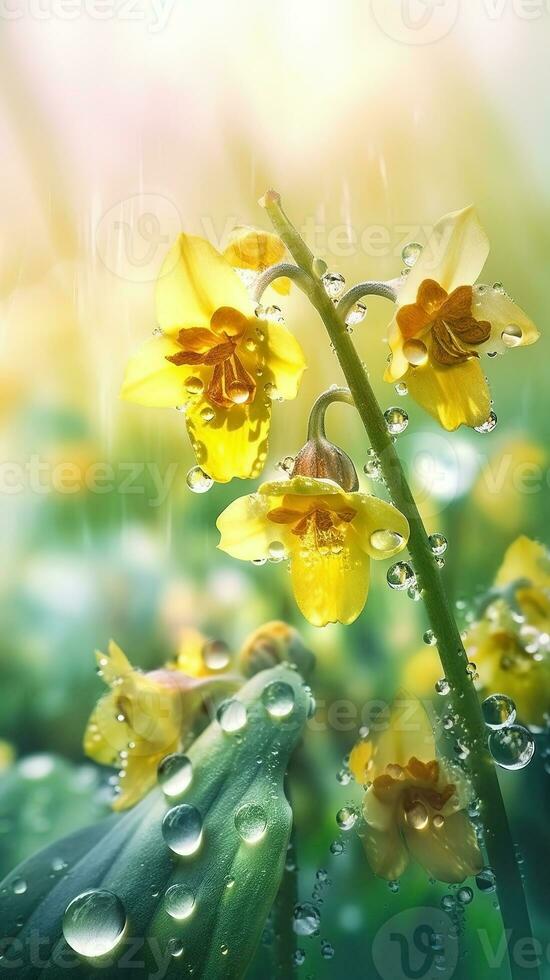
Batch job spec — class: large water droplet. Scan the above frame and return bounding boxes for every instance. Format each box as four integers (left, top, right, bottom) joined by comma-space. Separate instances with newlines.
488, 725, 535, 770
234, 802, 268, 843
346, 302, 367, 326
322, 271, 346, 299
293, 902, 321, 936
474, 411, 498, 434
404, 801, 429, 830
164, 884, 195, 920
62, 890, 127, 957
162, 804, 203, 856
482, 694, 516, 730
476, 867, 496, 893
369, 529, 404, 554
186, 466, 213, 493
428, 533, 448, 556
435, 678, 451, 696
267, 540, 287, 562
384, 406, 409, 436
217, 699, 248, 732
262, 681, 295, 718
157, 754, 193, 798
336, 806, 357, 831
501, 323, 523, 348
403, 338, 428, 366
387, 562, 416, 591
184, 375, 204, 396
202, 640, 230, 671
12, 877, 27, 895
402, 242, 423, 267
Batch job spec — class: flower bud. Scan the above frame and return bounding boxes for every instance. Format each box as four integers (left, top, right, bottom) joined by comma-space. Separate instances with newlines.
239, 621, 316, 680
292, 436, 359, 492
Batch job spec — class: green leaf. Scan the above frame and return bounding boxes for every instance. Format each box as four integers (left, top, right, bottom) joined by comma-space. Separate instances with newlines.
0, 665, 310, 978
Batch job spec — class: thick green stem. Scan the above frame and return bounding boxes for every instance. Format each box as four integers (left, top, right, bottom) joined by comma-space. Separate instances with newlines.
262, 191, 538, 980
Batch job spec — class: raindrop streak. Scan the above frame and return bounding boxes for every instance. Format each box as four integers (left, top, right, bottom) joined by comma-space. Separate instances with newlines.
293, 903, 321, 936
262, 681, 295, 718
488, 726, 535, 770
186, 467, 213, 493
235, 802, 268, 843
384, 407, 409, 435
482, 694, 516, 730
162, 804, 203, 856
164, 884, 195, 920
217, 699, 248, 732
63, 890, 127, 957
387, 562, 416, 591
474, 412, 498, 434
402, 242, 423, 267
158, 754, 193, 799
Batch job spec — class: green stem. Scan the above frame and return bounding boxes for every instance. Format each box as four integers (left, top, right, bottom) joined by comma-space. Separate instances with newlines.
306, 386, 355, 441
273, 815, 298, 977
262, 191, 538, 980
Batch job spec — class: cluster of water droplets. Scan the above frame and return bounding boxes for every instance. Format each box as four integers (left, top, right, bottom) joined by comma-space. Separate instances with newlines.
481, 694, 535, 770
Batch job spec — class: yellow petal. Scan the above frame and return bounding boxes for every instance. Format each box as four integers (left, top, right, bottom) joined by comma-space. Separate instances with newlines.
370, 692, 436, 774
217, 486, 291, 560
406, 357, 491, 430
495, 536, 550, 591
261, 321, 306, 400
401, 647, 442, 699
403, 809, 482, 884
112, 749, 171, 812
361, 788, 410, 880
473, 287, 539, 354
222, 226, 286, 270
84, 690, 129, 765
290, 529, 370, 627
120, 336, 194, 407
352, 495, 410, 559
397, 207, 489, 307
156, 234, 254, 335
186, 393, 271, 483
349, 739, 373, 784
272, 277, 291, 296
95, 640, 132, 686
174, 628, 209, 677
259, 475, 343, 498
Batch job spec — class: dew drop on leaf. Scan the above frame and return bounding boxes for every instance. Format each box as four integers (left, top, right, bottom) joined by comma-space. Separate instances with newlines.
162, 804, 203, 856
62, 889, 127, 957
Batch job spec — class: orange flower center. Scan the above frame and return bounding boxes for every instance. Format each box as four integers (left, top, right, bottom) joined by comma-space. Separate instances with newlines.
267, 498, 356, 551
373, 756, 456, 828
165, 306, 257, 409
397, 279, 491, 367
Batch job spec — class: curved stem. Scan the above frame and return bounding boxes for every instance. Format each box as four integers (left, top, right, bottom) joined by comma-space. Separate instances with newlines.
337, 279, 399, 320
306, 386, 355, 441
253, 262, 315, 305
262, 191, 539, 980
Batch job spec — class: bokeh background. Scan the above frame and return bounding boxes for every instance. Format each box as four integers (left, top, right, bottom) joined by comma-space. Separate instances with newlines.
1, 1, 549, 977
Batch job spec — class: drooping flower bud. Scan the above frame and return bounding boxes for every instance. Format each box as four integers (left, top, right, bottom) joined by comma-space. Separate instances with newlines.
239, 621, 315, 680
291, 387, 359, 492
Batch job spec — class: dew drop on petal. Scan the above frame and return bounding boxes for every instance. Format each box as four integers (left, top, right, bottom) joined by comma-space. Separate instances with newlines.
217, 699, 248, 732
474, 412, 498, 434
404, 801, 429, 830
482, 694, 517, 730
62, 890, 127, 957
488, 725, 535, 770
164, 884, 195, 920
268, 540, 287, 562
501, 324, 523, 348
403, 339, 428, 366
186, 466, 213, 493
162, 804, 203, 856
185, 376, 204, 396
157, 754, 193, 798
262, 681, 295, 718
235, 802, 268, 843
369, 529, 404, 554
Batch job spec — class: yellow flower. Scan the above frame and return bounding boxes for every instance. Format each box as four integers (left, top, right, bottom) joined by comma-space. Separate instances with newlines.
84, 640, 231, 810
465, 536, 550, 730
472, 437, 548, 531
222, 225, 291, 295
120, 233, 305, 482
350, 695, 482, 883
217, 475, 409, 627
385, 207, 539, 430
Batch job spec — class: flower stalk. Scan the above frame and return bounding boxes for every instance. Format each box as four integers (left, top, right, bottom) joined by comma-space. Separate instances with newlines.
261, 190, 539, 980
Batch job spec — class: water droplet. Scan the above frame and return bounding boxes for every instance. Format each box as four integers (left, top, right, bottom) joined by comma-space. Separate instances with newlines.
429, 533, 448, 556
423, 629, 437, 646
186, 466, 213, 493
264, 305, 284, 322
501, 324, 523, 348
63, 890, 127, 957
402, 242, 423, 267
12, 878, 27, 895
202, 640, 230, 671
162, 804, 203, 856
293, 949, 306, 966
363, 451, 382, 481
384, 406, 409, 436
234, 802, 268, 843
268, 540, 287, 562
164, 884, 195, 920
435, 678, 451, 696
321, 941, 335, 960
157, 754, 193, 798
395, 381, 408, 396
264, 382, 281, 401
293, 902, 321, 936
185, 376, 204, 396
476, 867, 496, 894
433, 814, 445, 829
220, 943, 229, 956
168, 938, 184, 958
403, 338, 428, 366
482, 694, 517, 730
199, 405, 216, 422
322, 271, 346, 299
217, 699, 248, 732
330, 839, 344, 856
336, 806, 357, 831
345, 302, 367, 326
262, 681, 295, 718
474, 412, 498, 434
336, 768, 351, 786
488, 725, 535, 770
387, 562, 416, 591
369, 529, 404, 554
152, 325, 163, 337
457, 886, 473, 905
404, 801, 429, 830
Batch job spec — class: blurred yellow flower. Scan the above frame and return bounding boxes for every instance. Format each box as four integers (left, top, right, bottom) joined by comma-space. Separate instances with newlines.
84, 639, 231, 810
217, 475, 409, 627
350, 695, 482, 883
120, 232, 305, 482
222, 225, 291, 295
385, 207, 539, 430
472, 438, 548, 531
466, 536, 550, 730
